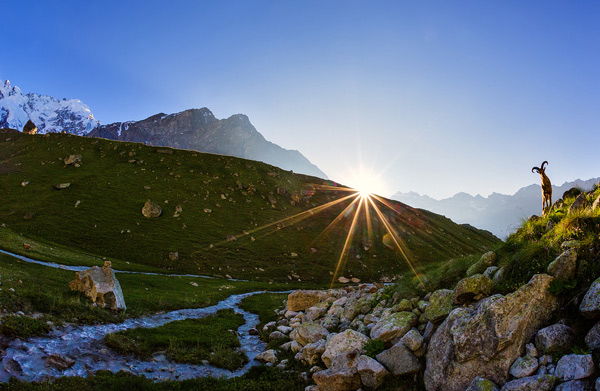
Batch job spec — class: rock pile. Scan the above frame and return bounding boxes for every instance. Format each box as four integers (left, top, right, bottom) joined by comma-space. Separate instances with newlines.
255, 246, 600, 391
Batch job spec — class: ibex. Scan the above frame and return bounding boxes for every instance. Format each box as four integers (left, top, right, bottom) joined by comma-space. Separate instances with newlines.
532, 161, 552, 214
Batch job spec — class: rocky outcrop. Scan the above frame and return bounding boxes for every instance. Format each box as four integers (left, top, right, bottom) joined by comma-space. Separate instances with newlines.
424, 274, 559, 391
69, 261, 126, 310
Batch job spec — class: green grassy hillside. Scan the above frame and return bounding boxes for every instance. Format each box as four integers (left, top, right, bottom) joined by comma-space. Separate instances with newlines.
0, 129, 499, 284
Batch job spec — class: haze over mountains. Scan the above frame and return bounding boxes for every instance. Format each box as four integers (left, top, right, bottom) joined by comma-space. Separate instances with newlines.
392, 177, 600, 238
0, 80, 326, 179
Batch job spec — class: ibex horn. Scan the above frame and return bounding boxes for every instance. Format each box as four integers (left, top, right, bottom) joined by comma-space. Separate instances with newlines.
532, 167, 540, 173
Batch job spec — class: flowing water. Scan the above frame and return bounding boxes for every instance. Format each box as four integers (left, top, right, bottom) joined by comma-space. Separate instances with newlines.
0, 250, 285, 382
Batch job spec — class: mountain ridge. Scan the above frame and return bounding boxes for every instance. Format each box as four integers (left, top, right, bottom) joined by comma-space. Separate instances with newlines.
392, 177, 600, 238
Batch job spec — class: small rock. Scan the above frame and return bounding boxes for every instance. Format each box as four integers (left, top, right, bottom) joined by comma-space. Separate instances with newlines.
525, 343, 539, 358
452, 274, 494, 305
64, 154, 82, 165
169, 252, 179, 261
424, 289, 453, 323
269, 331, 287, 340
189, 282, 198, 287
248, 328, 259, 336
322, 329, 369, 368
54, 183, 71, 190
46, 354, 75, 371
400, 328, 423, 351
555, 379, 594, 391
302, 339, 327, 366
585, 321, 600, 350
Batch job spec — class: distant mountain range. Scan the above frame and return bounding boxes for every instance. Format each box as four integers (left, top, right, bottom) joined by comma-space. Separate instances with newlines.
87, 108, 327, 178
0, 80, 326, 178
392, 177, 600, 238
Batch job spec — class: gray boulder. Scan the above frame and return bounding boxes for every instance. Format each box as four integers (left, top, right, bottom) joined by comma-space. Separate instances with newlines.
312, 350, 361, 391
255, 349, 278, 364
357, 354, 388, 390
375, 341, 421, 376
535, 324, 576, 354
580, 277, 600, 319
585, 321, 600, 350
321, 329, 369, 368
547, 248, 578, 280
290, 322, 329, 346
424, 274, 559, 391
509, 355, 539, 378
555, 354, 595, 381
499, 374, 556, 391
302, 339, 327, 366
369, 311, 417, 344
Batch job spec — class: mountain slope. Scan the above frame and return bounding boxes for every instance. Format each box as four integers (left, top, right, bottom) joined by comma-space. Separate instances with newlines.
0, 80, 99, 135
392, 177, 600, 238
87, 108, 327, 179
0, 128, 499, 283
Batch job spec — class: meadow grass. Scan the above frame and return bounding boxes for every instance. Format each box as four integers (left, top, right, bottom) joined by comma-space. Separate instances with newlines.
104, 309, 247, 370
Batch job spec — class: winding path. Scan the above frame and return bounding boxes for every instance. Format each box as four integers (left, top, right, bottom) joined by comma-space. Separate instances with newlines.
0, 249, 286, 383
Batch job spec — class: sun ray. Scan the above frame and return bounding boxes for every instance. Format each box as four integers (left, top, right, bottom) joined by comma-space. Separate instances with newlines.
330, 195, 365, 288
210, 192, 359, 248
367, 196, 427, 290
309, 194, 362, 247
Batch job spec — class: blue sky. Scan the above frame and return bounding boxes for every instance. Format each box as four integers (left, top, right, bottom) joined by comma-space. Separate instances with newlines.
2, 1, 599, 198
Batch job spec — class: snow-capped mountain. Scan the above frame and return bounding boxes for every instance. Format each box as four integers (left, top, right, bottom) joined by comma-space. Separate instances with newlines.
392, 177, 600, 238
0, 80, 99, 135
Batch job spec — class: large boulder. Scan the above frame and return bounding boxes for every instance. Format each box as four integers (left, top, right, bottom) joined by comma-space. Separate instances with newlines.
467, 251, 497, 277
452, 274, 494, 305
290, 322, 329, 346
424, 274, 559, 391
370, 311, 417, 344
302, 339, 327, 366
322, 329, 369, 368
547, 248, 578, 280
69, 261, 126, 310
287, 290, 324, 312
424, 289, 453, 323
580, 277, 600, 319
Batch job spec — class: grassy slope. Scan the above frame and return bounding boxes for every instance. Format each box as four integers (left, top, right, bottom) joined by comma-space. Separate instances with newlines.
0, 129, 499, 284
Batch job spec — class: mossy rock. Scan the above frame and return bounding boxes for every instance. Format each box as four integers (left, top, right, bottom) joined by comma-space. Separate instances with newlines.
452, 274, 494, 305
466, 251, 497, 277
424, 289, 453, 323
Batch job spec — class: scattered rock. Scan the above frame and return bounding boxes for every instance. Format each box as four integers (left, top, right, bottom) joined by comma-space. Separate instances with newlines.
169, 252, 179, 261
69, 261, 126, 310
189, 282, 198, 287
338, 276, 350, 284
64, 154, 82, 165
54, 183, 71, 190
141, 200, 162, 218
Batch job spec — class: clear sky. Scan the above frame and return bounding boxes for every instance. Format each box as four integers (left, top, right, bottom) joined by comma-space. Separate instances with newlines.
2, 1, 598, 198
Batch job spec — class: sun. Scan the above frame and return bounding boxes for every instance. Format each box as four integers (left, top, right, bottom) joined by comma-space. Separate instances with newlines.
351, 172, 384, 199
